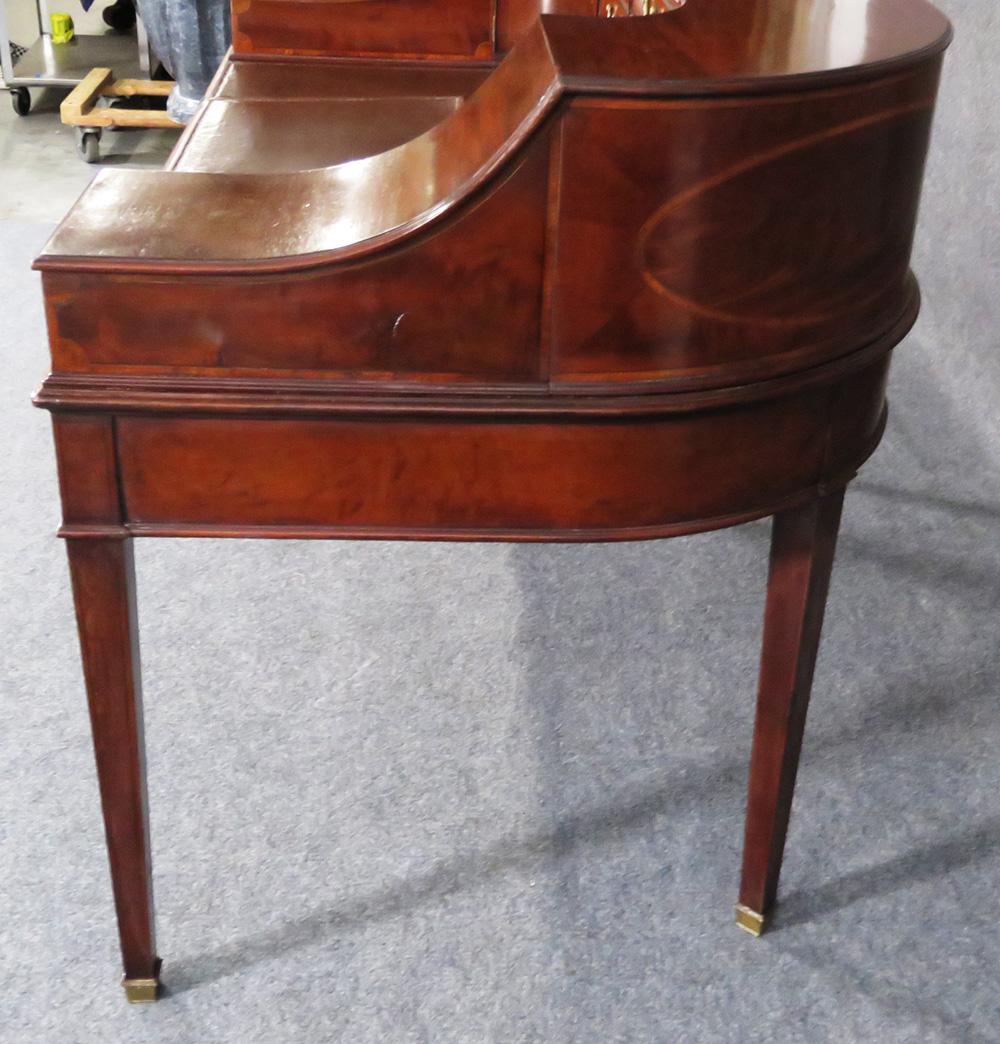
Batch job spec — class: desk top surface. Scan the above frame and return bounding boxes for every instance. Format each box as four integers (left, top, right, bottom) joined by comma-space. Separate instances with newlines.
37, 0, 950, 272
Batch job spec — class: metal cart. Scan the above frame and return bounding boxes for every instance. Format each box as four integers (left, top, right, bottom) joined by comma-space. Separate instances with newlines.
1, 0, 152, 116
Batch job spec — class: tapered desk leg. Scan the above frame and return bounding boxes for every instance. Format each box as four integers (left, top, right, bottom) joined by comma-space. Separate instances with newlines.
736, 487, 846, 936
66, 536, 160, 1002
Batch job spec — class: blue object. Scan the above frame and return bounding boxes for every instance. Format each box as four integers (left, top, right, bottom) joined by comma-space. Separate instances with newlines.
135, 0, 230, 123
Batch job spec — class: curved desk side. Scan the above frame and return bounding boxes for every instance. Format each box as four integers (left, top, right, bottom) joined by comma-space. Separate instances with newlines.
35, 14, 945, 400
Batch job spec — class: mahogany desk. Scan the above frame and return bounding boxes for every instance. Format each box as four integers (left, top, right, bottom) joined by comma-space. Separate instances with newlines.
32, 0, 951, 1001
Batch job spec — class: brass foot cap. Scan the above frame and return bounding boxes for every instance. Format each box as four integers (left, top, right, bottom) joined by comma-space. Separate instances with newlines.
734, 903, 766, 937
123, 959, 162, 1003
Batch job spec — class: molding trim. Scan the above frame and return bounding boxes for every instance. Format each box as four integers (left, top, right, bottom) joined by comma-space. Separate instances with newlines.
55, 472, 865, 545
117, 494, 813, 543
33, 312, 912, 419
60, 524, 130, 540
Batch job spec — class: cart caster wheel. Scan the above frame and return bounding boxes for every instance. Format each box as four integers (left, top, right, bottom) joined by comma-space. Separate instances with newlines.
11, 87, 31, 117
77, 129, 101, 164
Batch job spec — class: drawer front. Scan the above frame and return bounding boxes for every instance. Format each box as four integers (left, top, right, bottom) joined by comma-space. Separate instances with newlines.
115, 387, 848, 539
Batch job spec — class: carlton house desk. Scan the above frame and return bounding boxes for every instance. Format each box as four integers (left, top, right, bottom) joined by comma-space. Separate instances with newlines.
31, 0, 951, 1001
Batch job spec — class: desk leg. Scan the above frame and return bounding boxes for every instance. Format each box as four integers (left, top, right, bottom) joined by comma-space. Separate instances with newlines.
66, 536, 160, 1002
736, 487, 845, 936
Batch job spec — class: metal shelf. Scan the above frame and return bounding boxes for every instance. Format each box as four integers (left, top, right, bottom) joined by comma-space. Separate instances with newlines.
6, 31, 142, 88
2, 0, 153, 100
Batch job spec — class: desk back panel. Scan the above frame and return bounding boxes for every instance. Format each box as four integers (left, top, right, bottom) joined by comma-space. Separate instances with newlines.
231, 0, 599, 60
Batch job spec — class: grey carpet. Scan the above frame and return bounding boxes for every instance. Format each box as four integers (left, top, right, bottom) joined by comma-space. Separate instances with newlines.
2, 2, 999, 1039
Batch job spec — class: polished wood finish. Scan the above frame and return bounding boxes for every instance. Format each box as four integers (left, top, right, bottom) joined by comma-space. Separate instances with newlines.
40, 133, 552, 381
211, 57, 487, 100
173, 96, 464, 173
550, 69, 939, 386
231, 0, 600, 60
54, 414, 159, 989
232, 0, 498, 60
66, 536, 158, 988
543, 0, 951, 89
740, 488, 845, 923
51, 414, 120, 525
107, 358, 885, 540
32, 0, 951, 998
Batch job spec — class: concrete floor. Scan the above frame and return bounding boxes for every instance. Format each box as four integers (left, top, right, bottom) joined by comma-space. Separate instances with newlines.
0, 82, 176, 222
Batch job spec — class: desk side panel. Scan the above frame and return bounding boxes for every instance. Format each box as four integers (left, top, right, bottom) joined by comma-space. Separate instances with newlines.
547, 62, 942, 387
41, 138, 550, 383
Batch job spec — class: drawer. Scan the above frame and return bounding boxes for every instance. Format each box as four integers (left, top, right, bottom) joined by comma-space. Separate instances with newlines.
116, 393, 832, 539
